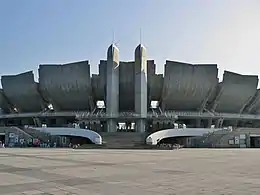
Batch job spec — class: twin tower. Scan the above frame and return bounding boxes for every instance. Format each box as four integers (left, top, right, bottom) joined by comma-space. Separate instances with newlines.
106, 44, 147, 133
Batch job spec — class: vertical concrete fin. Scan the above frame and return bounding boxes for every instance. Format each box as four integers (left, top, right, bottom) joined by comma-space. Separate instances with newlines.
106, 44, 120, 132
134, 44, 148, 132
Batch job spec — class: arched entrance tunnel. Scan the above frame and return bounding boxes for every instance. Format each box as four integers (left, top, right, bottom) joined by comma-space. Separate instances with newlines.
158, 136, 193, 146
66, 136, 94, 145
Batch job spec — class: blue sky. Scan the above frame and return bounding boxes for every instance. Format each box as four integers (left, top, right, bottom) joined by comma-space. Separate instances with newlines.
1, 0, 260, 82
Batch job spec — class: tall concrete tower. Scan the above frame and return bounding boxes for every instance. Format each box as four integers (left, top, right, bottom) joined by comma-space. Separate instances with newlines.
106, 44, 119, 132
134, 44, 147, 133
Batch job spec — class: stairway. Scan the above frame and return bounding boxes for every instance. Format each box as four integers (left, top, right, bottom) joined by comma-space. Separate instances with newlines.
22, 127, 51, 143
100, 132, 147, 149
0, 127, 33, 144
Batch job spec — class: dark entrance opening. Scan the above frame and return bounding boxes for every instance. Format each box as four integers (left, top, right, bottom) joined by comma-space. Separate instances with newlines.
250, 136, 260, 148
159, 136, 191, 146
66, 136, 94, 145
0, 134, 5, 144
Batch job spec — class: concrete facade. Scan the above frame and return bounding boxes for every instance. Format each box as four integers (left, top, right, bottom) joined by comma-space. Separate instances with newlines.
2, 45, 260, 132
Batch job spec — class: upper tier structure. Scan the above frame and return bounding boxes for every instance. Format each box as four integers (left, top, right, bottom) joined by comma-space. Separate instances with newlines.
161, 61, 218, 111
1, 71, 45, 112
0, 46, 259, 114
38, 61, 94, 111
210, 71, 258, 113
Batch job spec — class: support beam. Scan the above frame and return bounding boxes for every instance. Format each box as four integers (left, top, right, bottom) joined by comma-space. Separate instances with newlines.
239, 95, 255, 114
198, 88, 213, 112
211, 85, 224, 112
88, 95, 95, 112
246, 92, 260, 113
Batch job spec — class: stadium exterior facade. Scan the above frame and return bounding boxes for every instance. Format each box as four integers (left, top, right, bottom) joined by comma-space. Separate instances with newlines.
1, 44, 260, 133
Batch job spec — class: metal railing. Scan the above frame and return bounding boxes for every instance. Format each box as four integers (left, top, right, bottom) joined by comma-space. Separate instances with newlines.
1, 110, 260, 120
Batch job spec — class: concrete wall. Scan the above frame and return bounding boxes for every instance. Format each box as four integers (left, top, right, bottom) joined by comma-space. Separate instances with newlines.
215, 128, 260, 148
38, 61, 94, 111
119, 62, 135, 111
0, 89, 10, 113
91, 74, 101, 102
216, 131, 245, 148
91, 60, 106, 102
147, 60, 163, 101
212, 71, 258, 113
1, 71, 45, 112
161, 61, 218, 110
148, 74, 163, 101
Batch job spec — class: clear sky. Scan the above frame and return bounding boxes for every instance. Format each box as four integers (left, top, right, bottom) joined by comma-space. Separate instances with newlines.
1, 0, 260, 83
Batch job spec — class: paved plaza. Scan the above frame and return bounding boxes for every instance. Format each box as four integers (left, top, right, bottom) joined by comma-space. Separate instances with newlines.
0, 149, 260, 195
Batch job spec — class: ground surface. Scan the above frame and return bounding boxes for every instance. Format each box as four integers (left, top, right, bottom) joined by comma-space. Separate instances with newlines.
0, 149, 260, 195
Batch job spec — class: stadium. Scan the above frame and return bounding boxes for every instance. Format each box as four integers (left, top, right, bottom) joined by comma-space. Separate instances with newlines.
1, 44, 260, 148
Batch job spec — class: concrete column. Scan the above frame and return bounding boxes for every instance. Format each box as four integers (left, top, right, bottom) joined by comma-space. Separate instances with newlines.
106, 44, 119, 132
215, 119, 220, 128
95, 121, 101, 132
196, 119, 201, 128
163, 122, 168, 129
134, 44, 147, 133
208, 118, 213, 128
152, 121, 157, 131
0, 120, 4, 126
136, 120, 146, 133
231, 120, 238, 128
159, 121, 164, 130
86, 122, 90, 129
90, 121, 95, 130
96, 121, 100, 132
246, 134, 251, 148
219, 119, 224, 128
107, 120, 117, 132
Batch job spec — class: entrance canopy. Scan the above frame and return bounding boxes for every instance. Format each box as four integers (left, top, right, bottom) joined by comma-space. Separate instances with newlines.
34, 127, 102, 144
146, 128, 221, 145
